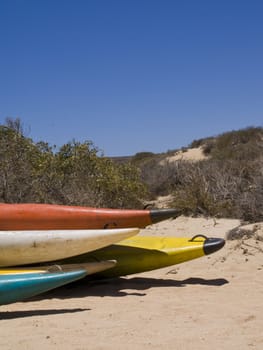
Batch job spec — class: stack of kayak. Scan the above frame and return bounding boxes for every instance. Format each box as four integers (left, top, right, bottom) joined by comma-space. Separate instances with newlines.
0, 203, 225, 305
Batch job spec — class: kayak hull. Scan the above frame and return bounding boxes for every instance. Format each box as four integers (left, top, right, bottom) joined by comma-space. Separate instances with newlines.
0, 260, 117, 275
0, 228, 139, 267
0, 203, 178, 230
0, 270, 87, 305
54, 236, 226, 278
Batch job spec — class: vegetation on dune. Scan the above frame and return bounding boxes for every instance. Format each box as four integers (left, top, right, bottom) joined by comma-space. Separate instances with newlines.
172, 127, 263, 221
190, 127, 263, 161
128, 127, 263, 222
169, 158, 263, 222
0, 118, 262, 222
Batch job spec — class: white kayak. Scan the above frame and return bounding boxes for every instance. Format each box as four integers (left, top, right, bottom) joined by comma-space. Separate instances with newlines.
0, 228, 139, 267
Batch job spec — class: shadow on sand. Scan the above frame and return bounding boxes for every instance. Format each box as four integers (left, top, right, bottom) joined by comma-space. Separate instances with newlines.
25, 276, 229, 301
0, 277, 228, 319
0, 307, 90, 320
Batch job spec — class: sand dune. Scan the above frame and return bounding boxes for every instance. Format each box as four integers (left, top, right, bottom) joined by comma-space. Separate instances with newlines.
0, 217, 262, 350
160, 147, 208, 165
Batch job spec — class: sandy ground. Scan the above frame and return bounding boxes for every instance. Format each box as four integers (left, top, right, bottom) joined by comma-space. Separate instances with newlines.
160, 147, 208, 164
0, 217, 263, 350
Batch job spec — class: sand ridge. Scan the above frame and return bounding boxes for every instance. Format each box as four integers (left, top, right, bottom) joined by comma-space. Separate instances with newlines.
159, 147, 208, 165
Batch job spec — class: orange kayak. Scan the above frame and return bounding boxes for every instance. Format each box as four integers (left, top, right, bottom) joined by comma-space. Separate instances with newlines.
0, 203, 179, 230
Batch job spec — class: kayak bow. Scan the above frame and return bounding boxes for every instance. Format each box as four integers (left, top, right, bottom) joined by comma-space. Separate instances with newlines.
53, 235, 225, 278
0, 203, 179, 230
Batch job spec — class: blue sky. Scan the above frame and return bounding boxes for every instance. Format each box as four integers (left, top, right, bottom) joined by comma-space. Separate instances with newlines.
0, 0, 262, 156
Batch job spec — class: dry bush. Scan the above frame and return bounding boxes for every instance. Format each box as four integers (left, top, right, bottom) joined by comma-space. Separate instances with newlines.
137, 127, 263, 222
138, 153, 263, 221
168, 158, 263, 221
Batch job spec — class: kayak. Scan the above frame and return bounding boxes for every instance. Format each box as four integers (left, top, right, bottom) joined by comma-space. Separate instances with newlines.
0, 269, 87, 305
0, 261, 117, 305
0, 260, 117, 275
0, 203, 179, 230
55, 235, 225, 278
0, 228, 139, 266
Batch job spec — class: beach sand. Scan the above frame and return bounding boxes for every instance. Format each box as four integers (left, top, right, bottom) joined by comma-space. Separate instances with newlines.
0, 217, 262, 350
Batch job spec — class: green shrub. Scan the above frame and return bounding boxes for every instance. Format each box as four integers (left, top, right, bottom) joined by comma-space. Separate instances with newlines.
0, 119, 147, 208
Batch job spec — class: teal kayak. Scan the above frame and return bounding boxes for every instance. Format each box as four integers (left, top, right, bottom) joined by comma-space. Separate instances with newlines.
0, 269, 87, 305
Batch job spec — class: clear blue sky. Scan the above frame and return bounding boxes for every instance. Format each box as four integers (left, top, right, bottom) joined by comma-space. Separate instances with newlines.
0, 0, 262, 156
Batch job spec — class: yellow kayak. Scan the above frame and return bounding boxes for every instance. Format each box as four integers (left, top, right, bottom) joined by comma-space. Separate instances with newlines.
55, 235, 225, 278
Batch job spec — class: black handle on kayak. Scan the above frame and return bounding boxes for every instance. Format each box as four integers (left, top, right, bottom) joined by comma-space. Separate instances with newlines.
189, 234, 208, 242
